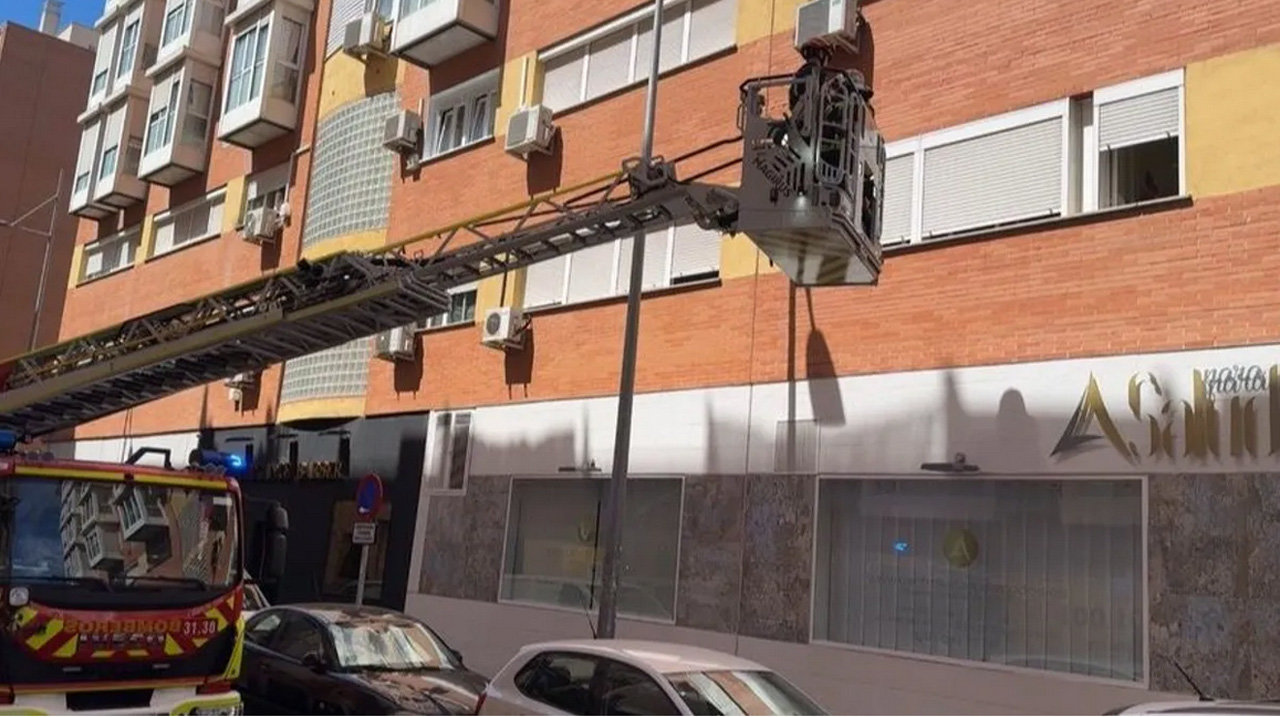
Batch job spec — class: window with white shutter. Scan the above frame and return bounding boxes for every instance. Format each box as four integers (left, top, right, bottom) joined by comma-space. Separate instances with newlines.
616, 225, 670, 293
1093, 69, 1183, 209
669, 221, 721, 282
566, 242, 617, 303
73, 123, 101, 196
538, 0, 737, 115
879, 152, 915, 244
151, 189, 226, 257
921, 115, 1064, 238
80, 227, 142, 283
524, 255, 568, 308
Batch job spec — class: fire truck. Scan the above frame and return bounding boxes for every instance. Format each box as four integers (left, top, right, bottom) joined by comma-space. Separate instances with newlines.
0, 431, 287, 715
0, 11, 882, 714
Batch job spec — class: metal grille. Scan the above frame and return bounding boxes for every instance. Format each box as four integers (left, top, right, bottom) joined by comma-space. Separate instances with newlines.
279, 339, 371, 403
303, 92, 396, 247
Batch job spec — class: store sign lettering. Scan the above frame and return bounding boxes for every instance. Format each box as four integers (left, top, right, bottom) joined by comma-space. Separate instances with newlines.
1051, 364, 1280, 465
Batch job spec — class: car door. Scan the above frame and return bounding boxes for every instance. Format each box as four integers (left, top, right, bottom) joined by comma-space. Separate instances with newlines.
589, 658, 683, 716
507, 650, 603, 714
263, 612, 343, 715
239, 610, 288, 713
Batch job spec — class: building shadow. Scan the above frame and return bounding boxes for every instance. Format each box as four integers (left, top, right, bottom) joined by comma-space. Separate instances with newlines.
505, 324, 535, 395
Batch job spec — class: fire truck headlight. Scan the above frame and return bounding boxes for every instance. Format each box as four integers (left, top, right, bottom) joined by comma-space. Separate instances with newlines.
7, 586, 29, 607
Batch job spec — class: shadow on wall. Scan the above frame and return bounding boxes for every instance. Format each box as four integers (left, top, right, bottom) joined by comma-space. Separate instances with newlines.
504, 323, 535, 394
526, 128, 565, 196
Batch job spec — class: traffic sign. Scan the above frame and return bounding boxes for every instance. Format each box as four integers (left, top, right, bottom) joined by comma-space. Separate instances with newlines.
352, 522, 377, 545
355, 473, 383, 518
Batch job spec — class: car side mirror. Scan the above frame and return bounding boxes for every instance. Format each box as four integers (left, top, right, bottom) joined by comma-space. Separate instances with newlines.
302, 651, 328, 673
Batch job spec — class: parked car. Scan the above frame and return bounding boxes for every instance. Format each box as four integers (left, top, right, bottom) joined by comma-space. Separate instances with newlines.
477, 639, 826, 715
236, 603, 488, 715
1106, 700, 1280, 714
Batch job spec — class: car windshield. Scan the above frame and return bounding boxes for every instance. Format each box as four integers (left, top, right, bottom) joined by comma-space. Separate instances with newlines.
665, 670, 826, 716
327, 618, 460, 672
0, 476, 240, 591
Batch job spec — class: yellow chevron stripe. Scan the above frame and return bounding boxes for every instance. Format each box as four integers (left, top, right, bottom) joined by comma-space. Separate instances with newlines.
91, 649, 114, 659
204, 607, 228, 631
127, 648, 149, 657
164, 635, 183, 656
14, 607, 37, 628
53, 636, 78, 658
192, 638, 208, 648
26, 619, 64, 650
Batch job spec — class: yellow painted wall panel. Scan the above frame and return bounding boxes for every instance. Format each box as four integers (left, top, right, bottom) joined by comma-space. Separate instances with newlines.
496, 53, 538, 139
299, 229, 387, 262
276, 396, 366, 423
1186, 43, 1280, 198
221, 176, 247, 234
318, 50, 400, 122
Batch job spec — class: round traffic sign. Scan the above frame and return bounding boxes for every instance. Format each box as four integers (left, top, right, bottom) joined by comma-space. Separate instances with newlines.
356, 473, 383, 518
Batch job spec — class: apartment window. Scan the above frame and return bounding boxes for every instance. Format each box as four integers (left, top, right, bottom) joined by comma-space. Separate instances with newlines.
152, 190, 226, 256
245, 164, 289, 218
270, 18, 304, 102
226, 14, 270, 111
90, 23, 118, 98
162, 0, 189, 46
145, 78, 180, 155
73, 124, 99, 195
116, 19, 140, 80
539, 0, 737, 114
1092, 70, 1183, 210
98, 145, 119, 182
880, 70, 1184, 246
279, 339, 371, 403
523, 218, 721, 309
91, 69, 109, 95
427, 71, 498, 157
420, 285, 477, 329
499, 477, 681, 621
812, 478, 1144, 682
423, 410, 473, 491
123, 136, 143, 177
183, 80, 214, 144
80, 227, 142, 282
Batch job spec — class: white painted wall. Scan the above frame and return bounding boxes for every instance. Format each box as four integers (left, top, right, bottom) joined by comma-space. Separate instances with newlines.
465, 341, 1280, 478
68, 431, 200, 468
406, 594, 1187, 716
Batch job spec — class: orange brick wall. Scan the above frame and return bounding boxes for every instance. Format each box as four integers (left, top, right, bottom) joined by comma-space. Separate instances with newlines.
59, 0, 1280, 438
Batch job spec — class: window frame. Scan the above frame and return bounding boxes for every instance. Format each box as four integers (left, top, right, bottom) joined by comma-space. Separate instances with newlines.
496, 474, 686, 624
224, 11, 272, 112
806, 473, 1151, 688
149, 187, 228, 259
418, 283, 478, 330
422, 409, 475, 495
161, 0, 189, 48
241, 162, 291, 226
537, 0, 736, 115
425, 70, 499, 160
270, 16, 305, 104
183, 79, 214, 145
115, 17, 140, 82
1086, 68, 1186, 213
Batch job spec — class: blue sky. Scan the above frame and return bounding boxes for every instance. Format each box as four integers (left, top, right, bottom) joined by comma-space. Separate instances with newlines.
1, 0, 104, 32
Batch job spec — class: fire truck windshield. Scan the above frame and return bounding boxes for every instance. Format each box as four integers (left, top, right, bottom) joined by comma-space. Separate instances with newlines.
0, 476, 241, 600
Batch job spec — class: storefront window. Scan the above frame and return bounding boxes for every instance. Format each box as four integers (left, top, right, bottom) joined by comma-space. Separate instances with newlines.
813, 478, 1143, 682
499, 477, 681, 622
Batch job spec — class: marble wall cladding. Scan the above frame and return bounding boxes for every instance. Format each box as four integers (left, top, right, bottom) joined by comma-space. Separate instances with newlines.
739, 474, 816, 644
418, 475, 511, 601
1149, 473, 1280, 699
676, 475, 747, 633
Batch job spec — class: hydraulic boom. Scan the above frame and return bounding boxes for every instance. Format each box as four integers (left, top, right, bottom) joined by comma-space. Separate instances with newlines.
0, 59, 885, 439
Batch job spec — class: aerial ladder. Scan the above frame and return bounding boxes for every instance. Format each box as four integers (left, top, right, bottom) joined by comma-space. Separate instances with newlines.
0, 46, 886, 439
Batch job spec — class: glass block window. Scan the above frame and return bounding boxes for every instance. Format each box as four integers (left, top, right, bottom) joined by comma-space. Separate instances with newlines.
279, 338, 371, 403
302, 92, 396, 247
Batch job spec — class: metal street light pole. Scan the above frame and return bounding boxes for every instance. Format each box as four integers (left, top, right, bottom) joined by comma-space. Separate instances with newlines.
596, 0, 665, 640
0, 170, 62, 352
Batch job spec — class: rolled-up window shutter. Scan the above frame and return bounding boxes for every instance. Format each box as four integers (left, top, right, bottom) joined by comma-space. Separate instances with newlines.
1097, 87, 1179, 150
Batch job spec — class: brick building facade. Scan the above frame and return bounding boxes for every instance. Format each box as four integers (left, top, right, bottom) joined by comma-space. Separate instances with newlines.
52, 0, 1280, 712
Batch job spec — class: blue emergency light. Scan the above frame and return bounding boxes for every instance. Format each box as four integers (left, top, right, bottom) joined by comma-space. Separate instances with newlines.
0, 430, 18, 453
189, 448, 250, 478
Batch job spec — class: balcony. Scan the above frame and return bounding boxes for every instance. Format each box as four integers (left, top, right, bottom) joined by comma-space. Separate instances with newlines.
92, 96, 150, 209
216, 0, 312, 148
116, 486, 170, 544
104, 0, 163, 107
85, 524, 124, 572
139, 59, 219, 185
150, 0, 227, 74
391, 0, 499, 68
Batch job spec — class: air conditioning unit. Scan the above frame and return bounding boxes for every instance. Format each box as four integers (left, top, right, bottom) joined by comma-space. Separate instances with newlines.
480, 306, 527, 350
373, 325, 416, 362
503, 105, 556, 158
343, 11, 389, 58
794, 0, 861, 55
383, 109, 422, 154
224, 372, 257, 389
242, 206, 280, 244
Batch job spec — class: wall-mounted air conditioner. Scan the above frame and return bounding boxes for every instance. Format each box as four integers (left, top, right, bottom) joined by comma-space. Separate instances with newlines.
480, 306, 527, 350
344, 11, 390, 58
374, 325, 416, 362
383, 109, 422, 154
794, 0, 861, 55
504, 105, 556, 158
224, 372, 257, 389
242, 206, 280, 245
